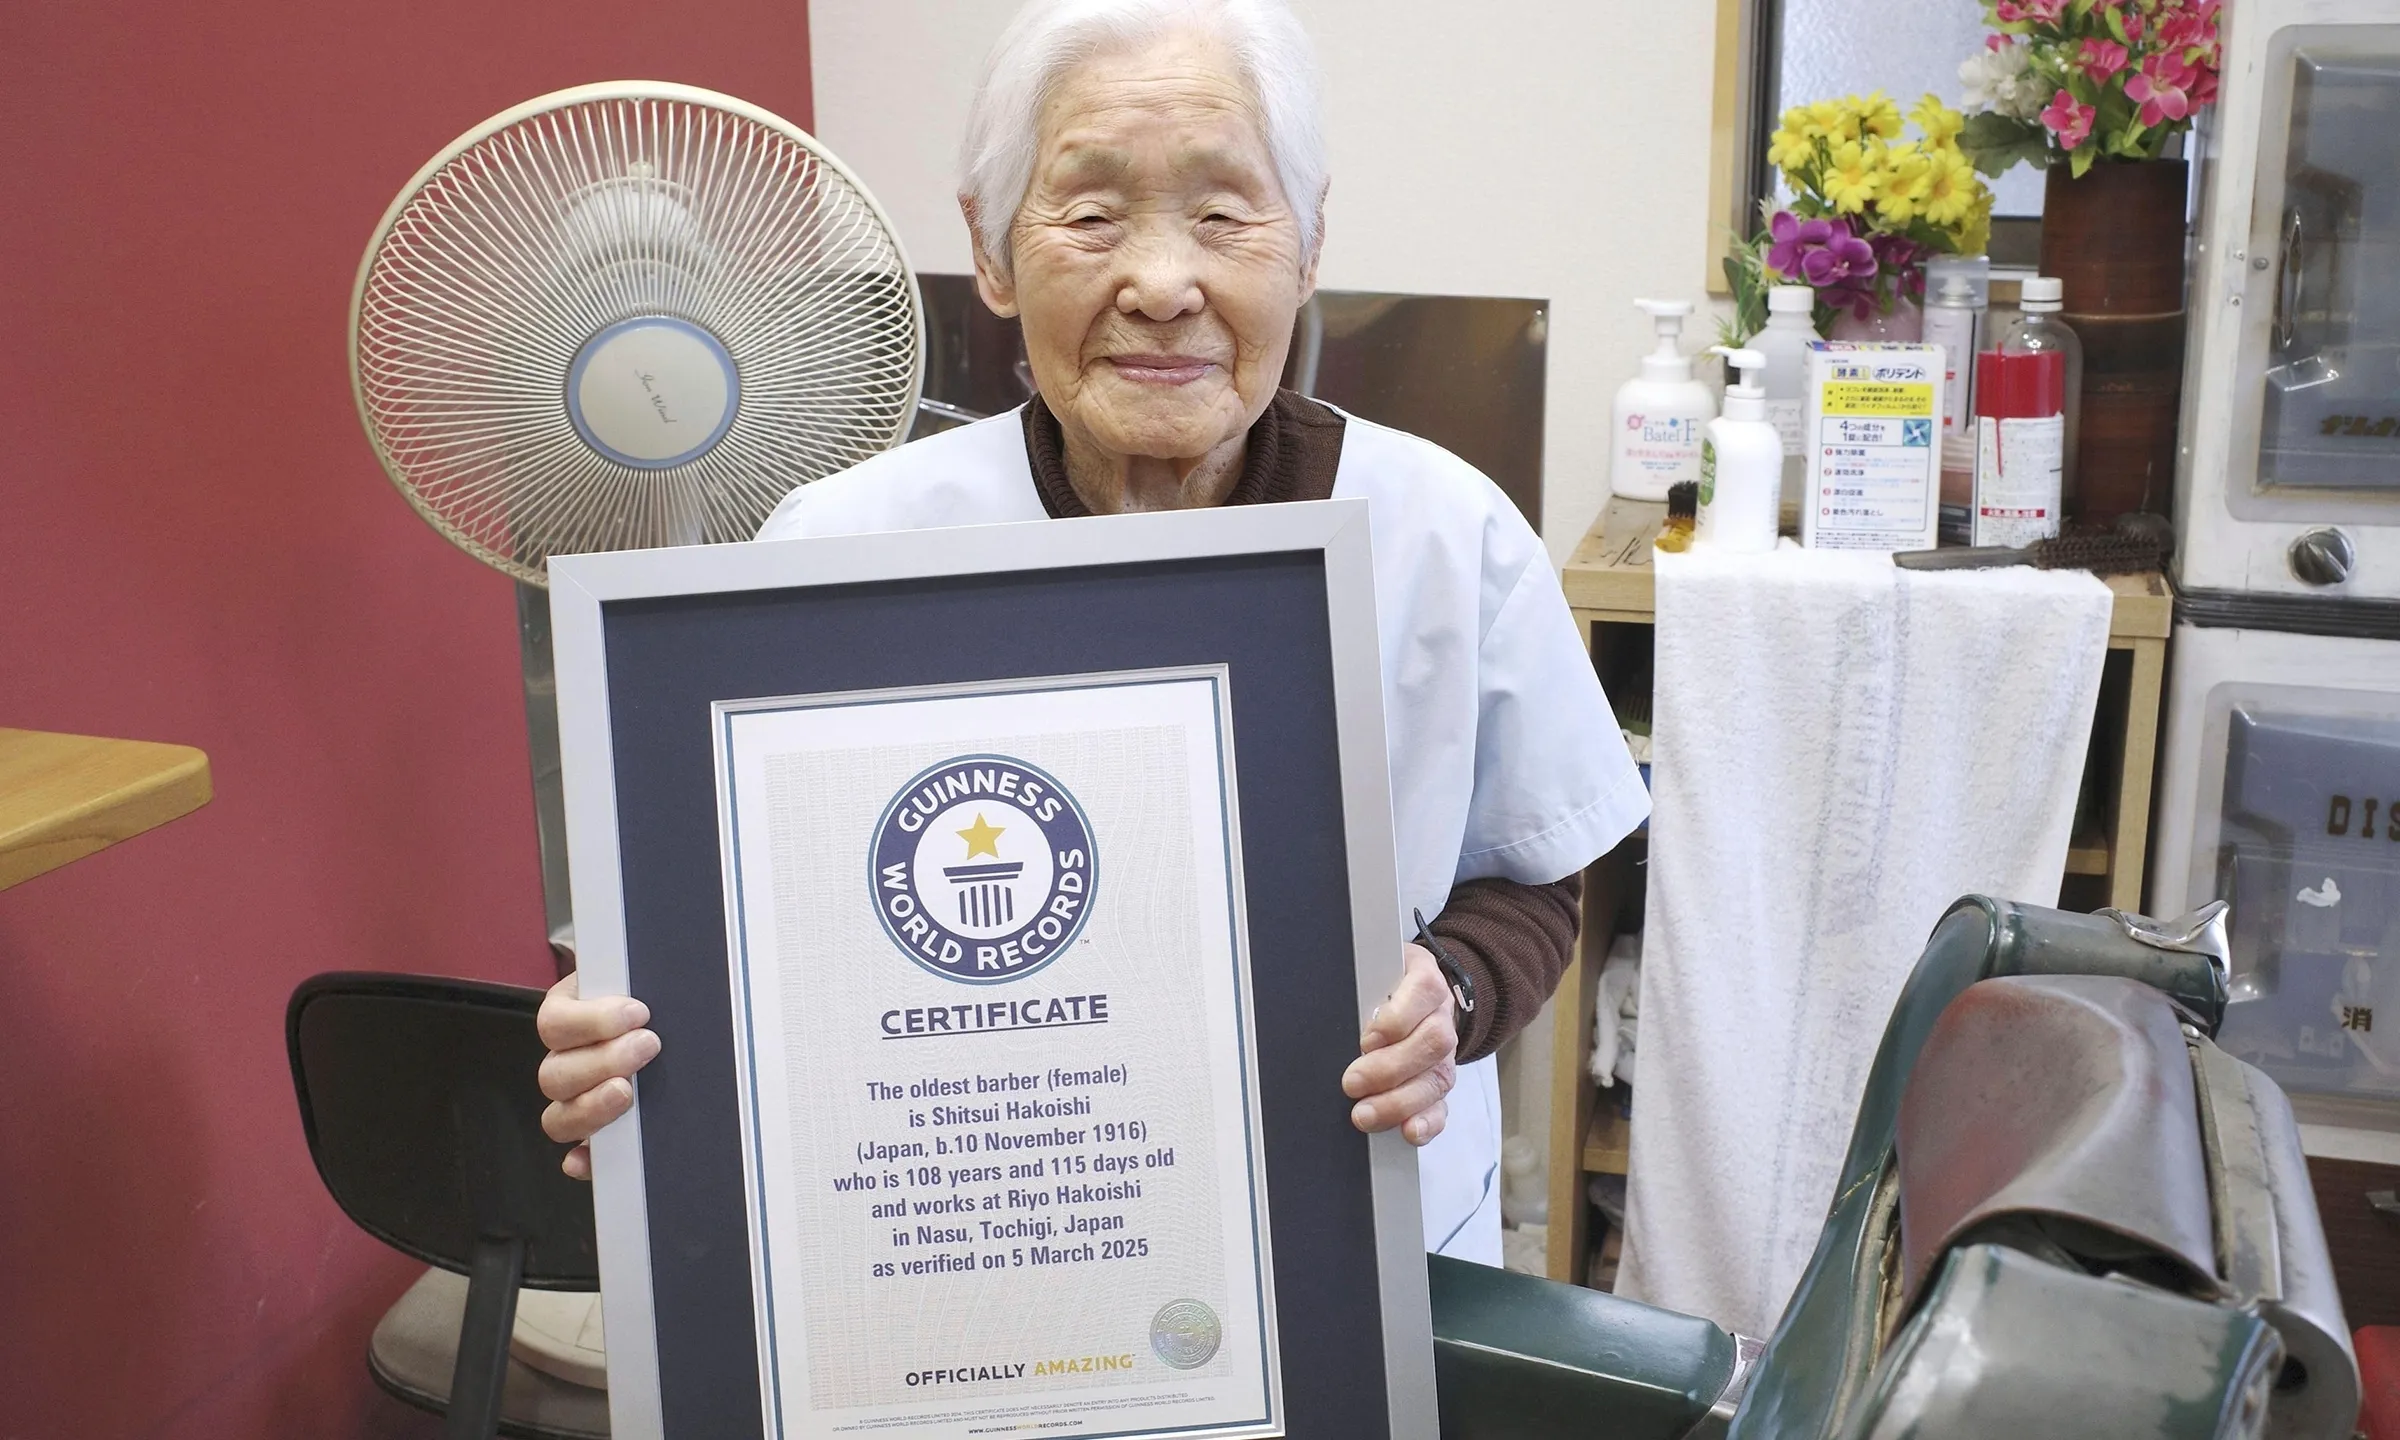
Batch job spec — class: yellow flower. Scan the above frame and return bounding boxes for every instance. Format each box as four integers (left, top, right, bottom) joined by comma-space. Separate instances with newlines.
1957, 190, 1996, 256
1808, 99, 1858, 144
1823, 140, 1882, 215
1768, 125, 1816, 174
1856, 89, 1905, 140
1875, 141, 1934, 224
1780, 104, 1820, 139
1911, 93, 1965, 148
1921, 150, 1982, 228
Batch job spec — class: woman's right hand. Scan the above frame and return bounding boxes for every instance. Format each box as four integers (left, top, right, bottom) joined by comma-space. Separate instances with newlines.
537, 971, 662, 1180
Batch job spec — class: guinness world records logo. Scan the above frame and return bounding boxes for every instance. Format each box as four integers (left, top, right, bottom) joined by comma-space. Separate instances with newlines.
870, 754, 1096, 984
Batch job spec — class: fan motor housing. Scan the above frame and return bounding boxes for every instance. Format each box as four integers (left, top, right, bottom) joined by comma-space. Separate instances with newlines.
566, 316, 741, 470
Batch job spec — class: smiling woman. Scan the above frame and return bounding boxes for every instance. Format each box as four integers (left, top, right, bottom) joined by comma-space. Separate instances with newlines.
532, 0, 1650, 1266
974, 17, 1319, 510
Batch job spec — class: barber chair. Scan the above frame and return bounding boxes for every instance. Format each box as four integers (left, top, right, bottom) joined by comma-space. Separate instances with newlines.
1429, 896, 2361, 1439
287, 899, 2359, 1440
287, 973, 606, 1439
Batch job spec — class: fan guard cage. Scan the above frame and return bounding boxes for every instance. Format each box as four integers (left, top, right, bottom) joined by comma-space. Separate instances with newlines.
351, 81, 924, 586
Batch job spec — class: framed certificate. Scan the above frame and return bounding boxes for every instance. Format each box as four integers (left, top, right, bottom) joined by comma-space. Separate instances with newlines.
551, 501, 1434, 1440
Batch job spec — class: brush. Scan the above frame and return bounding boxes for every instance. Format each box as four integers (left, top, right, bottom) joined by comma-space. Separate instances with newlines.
1893, 512, 2173, 576
1655, 480, 1700, 553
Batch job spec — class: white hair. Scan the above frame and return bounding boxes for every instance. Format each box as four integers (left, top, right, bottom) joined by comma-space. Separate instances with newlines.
957, 0, 1327, 274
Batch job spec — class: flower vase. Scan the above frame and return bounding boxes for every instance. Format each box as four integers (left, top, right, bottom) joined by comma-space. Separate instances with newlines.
1828, 296, 1924, 344
2039, 158, 2189, 522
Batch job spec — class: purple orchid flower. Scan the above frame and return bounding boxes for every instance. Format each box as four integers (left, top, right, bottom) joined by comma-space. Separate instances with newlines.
1869, 233, 1928, 306
1766, 210, 1882, 317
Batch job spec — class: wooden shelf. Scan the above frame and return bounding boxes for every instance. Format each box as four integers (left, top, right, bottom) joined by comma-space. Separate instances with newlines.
1561, 496, 2175, 641
1582, 1103, 1631, 1176
0, 728, 212, 889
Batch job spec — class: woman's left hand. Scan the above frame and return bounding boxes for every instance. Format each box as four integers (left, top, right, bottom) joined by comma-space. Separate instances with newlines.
1342, 943, 1458, 1146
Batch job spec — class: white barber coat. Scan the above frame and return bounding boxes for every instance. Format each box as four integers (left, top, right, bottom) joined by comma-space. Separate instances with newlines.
756, 405, 1647, 1262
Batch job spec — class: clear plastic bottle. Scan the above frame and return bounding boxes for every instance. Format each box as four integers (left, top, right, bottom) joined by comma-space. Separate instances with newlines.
1748, 286, 1821, 517
1995, 276, 2083, 510
1971, 276, 2084, 545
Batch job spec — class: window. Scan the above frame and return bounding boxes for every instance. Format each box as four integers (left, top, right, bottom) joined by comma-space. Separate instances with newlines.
1711, 0, 2045, 280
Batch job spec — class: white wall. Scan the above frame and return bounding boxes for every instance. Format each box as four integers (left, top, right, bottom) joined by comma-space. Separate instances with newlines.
810, 0, 1728, 558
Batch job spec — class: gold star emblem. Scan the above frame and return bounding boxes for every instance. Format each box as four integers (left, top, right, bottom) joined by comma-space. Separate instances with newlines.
956, 813, 1005, 859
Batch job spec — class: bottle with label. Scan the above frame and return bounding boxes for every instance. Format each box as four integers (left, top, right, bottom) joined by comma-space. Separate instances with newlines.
1972, 277, 2082, 546
1922, 272, 1983, 544
1697, 346, 1783, 553
1749, 286, 1821, 518
1610, 299, 1717, 501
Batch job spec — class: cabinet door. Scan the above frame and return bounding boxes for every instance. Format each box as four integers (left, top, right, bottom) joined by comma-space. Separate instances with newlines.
2234, 24, 2400, 518
2206, 698, 2400, 1100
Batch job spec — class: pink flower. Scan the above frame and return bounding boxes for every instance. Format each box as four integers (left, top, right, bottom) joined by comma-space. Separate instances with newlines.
2040, 89, 2097, 149
2157, 4, 2221, 66
2078, 37, 2130, 80
2125, 53, 2199, 126
1996, 0, 2069, 22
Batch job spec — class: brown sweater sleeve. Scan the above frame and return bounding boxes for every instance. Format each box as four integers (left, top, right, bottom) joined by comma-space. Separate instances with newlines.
1427, 873, 1583, 1063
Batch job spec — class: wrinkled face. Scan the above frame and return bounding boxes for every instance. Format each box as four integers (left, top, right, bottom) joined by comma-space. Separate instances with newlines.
973, 30, 1316, 462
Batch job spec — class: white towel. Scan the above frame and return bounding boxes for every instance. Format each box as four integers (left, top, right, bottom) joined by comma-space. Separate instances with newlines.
1592, 934, 1641, 1088
1616, 547, 2112, 1338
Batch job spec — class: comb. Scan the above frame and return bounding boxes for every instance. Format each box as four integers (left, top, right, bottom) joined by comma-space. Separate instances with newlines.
1893, 513, 2172, 577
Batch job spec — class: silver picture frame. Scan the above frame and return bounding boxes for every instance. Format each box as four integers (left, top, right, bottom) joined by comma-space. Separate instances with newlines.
548, 498, 1433, 1440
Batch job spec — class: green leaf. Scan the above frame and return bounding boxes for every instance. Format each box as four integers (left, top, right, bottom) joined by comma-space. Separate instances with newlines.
2104, 6, 2129, 44
2092, 89, 2138, 155
2071, 144, 2098, 177
2110, 112, 2149, 158
1960, 111, 2052, 177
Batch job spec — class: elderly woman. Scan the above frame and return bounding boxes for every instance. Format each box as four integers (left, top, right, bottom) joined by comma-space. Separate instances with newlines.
537, 0, 1645, 1264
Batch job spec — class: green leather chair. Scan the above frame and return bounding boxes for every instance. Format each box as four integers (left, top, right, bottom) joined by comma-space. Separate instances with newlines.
1426, 897, 2361, 1440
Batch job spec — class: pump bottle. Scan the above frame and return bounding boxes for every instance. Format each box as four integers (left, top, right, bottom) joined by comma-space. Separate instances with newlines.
1697, 347, 1783, 554
1610, 299, 1716, 501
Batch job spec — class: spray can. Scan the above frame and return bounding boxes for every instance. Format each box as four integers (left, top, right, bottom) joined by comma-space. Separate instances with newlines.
1923, 270, 1984, 544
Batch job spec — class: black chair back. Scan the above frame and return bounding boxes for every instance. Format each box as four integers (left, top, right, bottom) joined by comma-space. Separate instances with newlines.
288, 972, 598, 1438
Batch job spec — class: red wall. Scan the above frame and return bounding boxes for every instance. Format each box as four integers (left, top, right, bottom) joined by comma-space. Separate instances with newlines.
0, 6, 812, 1436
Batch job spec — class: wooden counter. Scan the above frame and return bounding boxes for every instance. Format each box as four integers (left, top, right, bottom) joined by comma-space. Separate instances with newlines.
0, 728, 213, 890
1561, 496, 2173, 639
1543, 500, 2172, 1285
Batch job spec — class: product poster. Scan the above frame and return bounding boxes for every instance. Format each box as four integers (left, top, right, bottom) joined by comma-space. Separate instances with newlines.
1804, 344, 1944, 552
713, 667, 1281, 1440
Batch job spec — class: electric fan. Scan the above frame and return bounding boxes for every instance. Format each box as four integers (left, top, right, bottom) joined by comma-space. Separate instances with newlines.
343, 84, 926, 1419
350, 80, 925, 586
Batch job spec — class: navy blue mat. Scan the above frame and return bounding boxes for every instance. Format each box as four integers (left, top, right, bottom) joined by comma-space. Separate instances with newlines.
598, 549, 1389, 1438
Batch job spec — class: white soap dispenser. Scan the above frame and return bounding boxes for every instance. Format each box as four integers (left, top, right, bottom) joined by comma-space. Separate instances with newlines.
1610, 299, 1716, 501
1697, 346, 1783, 554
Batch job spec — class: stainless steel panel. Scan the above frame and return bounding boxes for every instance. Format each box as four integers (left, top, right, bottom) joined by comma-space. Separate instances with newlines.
912, 274, 1550, 532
